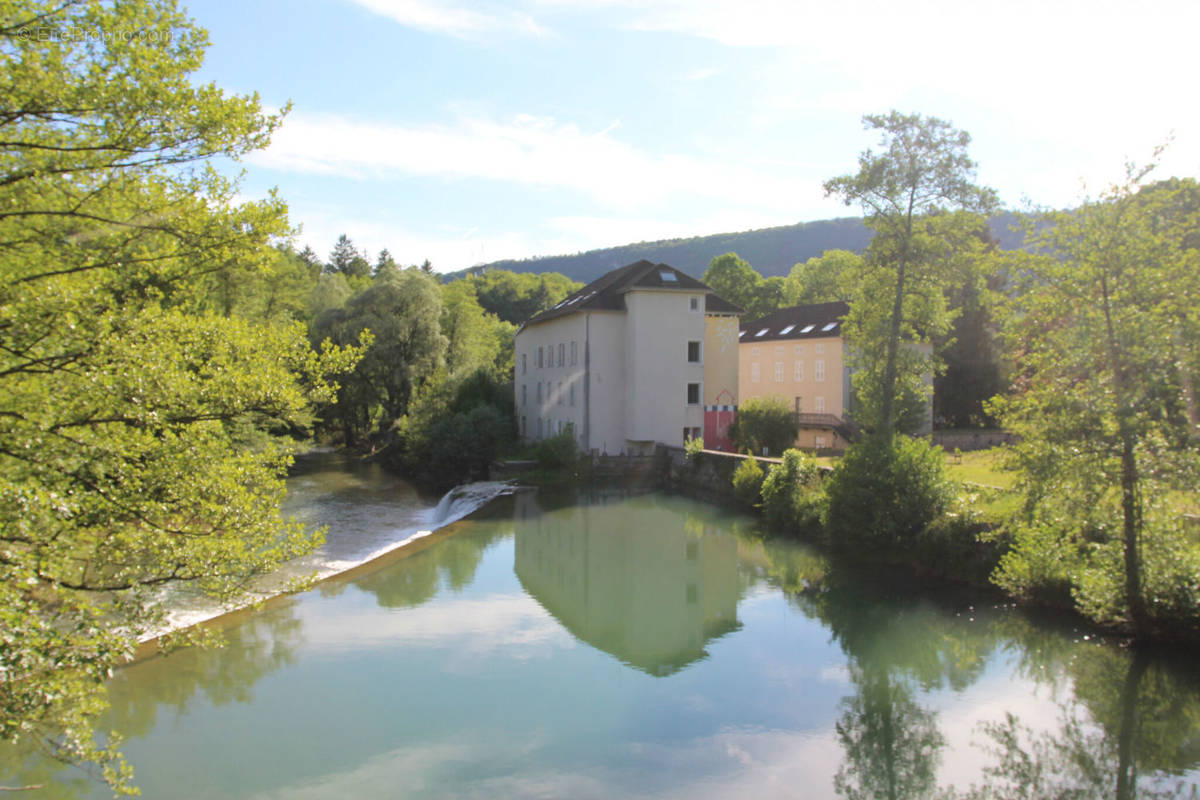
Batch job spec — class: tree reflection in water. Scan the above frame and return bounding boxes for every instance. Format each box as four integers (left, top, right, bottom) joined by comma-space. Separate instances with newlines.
0, 603, 305, 798
760, 546, 1200, 800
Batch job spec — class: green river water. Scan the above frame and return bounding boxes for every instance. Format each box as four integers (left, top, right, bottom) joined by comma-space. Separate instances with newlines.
11, 452, 1200, 798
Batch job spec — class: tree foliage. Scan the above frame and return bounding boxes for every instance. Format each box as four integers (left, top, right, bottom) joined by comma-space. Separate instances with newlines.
825, 111, 997, 438
783, 249, 862, 306
460, 269, 581, 326
729, 395, 800, 456
0, 0, 360, 789
310, 269, 447, 444
990, 166, 1200, 637
702, 252, 784, 320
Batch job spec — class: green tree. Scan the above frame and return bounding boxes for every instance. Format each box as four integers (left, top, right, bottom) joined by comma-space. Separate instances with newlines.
440, 279, 516, 378
784, 249, 863, 306
990, 167, 1200, 637
703, 252, 779, 319
467, 270, 581, 325
327, 233, 370, 279
824, 111, 997, 438
730, 395, 800, 456
374, 248, 398, 277
0, 0, 360, 790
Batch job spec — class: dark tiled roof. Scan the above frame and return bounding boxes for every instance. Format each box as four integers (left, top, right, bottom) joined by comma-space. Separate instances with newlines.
519, 260, 740, 330
739, 301, 849, 344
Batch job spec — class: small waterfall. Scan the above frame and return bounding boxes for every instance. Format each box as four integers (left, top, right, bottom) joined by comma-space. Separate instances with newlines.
433, 481, 517, 526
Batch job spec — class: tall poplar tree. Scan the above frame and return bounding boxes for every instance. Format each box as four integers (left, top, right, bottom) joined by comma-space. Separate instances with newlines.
824, 111, 997, 438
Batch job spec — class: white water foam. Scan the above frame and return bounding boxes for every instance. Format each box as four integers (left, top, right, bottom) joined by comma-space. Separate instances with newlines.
142, 480, 518, 642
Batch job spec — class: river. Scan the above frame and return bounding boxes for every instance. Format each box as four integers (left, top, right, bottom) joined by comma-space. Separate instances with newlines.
11, 451, 1200, 798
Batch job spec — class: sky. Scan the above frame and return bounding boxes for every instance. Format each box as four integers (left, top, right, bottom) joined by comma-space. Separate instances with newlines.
185, 0, 1200, 273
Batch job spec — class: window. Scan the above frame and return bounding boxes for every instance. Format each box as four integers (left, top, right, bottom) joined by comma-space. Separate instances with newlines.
755, 328, 769, 337
557, 381, 563, 405
794, 344, 803, 356
822, 322, 838, 332
537, 346, 544, 369
661, 270, 677, 282
794, 360, 804, 381
800, 324, 815, 333
569, 383, 575, 406
751, 346, 760, 357
815, 435, 827, 448
537, 417, 543, 438
558, 343, 564, 367
522, 353, 527, 374
815, 396, 825, 413
537, 381, 542, 403
774, 362, 783, 382
737, 330, 746, 339
570, 341, 577, 365
522, 384, 527, 406
687, 341, 701, 362
690, 297, 700, 311
751, 362, 760, 383
687, 383, 700, 405
520, 416, 526, 437
816, 343, 825, 354
815, 359, 825, 382
780, 324, 796, 335
683, 426, 701, 445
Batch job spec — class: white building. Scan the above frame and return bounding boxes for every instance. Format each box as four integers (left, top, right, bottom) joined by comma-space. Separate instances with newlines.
514, 260, 741, 455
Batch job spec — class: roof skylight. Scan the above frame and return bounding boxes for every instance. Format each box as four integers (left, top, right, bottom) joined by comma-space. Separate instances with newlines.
822, 322, 838, 331
779, 324, 796, 335
800, 324, 816, 333
737, 331, 746, 338
755, 328, 769, 337
660, 270, 677, 282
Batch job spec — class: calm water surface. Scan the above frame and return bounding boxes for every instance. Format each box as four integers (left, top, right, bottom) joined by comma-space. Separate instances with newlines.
23, 454, 1200, 798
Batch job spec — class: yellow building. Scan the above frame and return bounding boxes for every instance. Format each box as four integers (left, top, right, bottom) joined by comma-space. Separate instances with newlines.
738, 301, 855, 451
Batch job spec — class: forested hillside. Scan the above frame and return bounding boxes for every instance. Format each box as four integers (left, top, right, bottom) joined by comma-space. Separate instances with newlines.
449, 214, 1025, 284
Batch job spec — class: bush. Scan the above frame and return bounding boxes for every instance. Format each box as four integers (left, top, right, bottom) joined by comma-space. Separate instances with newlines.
760, 449, 823, 532
729, 395, 799, 456
535, 430, 578, 470
684, 435, 705, 461
731, 456, 765, 509
824, 434, 952, 549
390, 369, 516, 489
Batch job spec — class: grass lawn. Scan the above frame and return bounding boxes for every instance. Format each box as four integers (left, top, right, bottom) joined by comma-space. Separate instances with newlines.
942, 447, 1015, 490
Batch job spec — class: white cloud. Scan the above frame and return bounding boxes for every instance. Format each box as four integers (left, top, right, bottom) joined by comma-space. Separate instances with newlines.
251, 111, 816, 212
347, 0, 549, 38
301, 592, 577, 657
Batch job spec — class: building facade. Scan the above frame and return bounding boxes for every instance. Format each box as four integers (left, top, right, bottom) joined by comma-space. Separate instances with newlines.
514, 260, 740, 454
738, 301, 856, 451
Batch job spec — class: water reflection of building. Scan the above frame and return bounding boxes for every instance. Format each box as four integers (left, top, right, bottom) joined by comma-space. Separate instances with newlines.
514, 490, 740, 676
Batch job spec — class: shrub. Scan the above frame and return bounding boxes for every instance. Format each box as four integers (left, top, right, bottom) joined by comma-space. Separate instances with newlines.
390, 369, 516, 489
729, 396, 799, 456
684, 435, 705, 461
731, 456, 765, 509
824, 434, 952, 549
760, 448, 822, 532
535, 430, 578, 470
